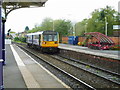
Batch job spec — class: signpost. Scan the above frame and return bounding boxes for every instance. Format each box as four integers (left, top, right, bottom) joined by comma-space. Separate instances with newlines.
0, 0, 4, 89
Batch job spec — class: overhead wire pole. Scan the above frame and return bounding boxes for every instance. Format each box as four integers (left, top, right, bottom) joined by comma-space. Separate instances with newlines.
0, 0, 4, 89
53, 20, 54, 31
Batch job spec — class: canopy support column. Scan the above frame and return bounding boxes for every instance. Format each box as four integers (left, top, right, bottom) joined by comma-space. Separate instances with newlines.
0, 0, 4, 89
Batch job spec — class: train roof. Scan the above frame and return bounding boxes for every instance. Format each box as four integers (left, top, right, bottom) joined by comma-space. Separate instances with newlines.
26, 30, 58, 36
27, 31, 43, 36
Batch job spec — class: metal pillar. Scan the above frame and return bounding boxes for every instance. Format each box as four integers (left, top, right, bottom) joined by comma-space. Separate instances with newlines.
105, 17, 108, 36
2, 18, 6, 65
0, 0, 4, 89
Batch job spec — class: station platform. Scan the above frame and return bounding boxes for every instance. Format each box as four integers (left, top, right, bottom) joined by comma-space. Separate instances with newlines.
4, 44, 70, 89
59, 44, 120, 60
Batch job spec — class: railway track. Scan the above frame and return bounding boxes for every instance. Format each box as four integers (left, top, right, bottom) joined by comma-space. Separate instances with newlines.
15, 43, 120, 88
56, 55, 120, 83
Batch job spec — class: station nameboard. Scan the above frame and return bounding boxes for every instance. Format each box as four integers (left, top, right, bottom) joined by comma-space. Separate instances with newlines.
113, 25, 120, 29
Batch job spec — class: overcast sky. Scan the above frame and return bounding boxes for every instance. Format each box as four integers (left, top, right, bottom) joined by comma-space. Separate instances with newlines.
4, 0, 120, 33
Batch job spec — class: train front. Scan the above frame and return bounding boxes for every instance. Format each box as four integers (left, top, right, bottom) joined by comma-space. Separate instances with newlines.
41, 31, 59, 53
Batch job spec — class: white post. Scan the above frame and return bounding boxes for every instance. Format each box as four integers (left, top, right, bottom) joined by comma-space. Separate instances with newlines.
85, 23, 88, 33
105, 17, 108, 36
53, 20, 54, 31
73, 24, 75, 36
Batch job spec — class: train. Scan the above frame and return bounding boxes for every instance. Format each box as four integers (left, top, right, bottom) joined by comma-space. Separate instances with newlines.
26, 30, 59, 53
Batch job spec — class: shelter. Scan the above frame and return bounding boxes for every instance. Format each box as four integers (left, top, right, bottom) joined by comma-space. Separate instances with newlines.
84, 32, 115, 50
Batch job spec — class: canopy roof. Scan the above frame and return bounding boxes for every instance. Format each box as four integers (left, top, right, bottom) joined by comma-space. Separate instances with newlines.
2, 0, 48, 18
85, 32, 114, 44
3, 0, 47, 7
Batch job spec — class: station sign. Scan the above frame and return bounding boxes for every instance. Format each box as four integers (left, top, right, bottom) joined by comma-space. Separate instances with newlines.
113, 25, 120, 29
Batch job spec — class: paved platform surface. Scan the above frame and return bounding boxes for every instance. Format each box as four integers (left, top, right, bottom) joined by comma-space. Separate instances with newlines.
4, 44, 70, 89
59, 44, 120, 60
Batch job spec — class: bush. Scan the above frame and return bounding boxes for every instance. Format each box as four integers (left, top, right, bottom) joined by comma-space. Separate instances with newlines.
14, 37, 19, 41
19, 37, 26, 43
110, 45, 120, 50
14, 37, 26, 43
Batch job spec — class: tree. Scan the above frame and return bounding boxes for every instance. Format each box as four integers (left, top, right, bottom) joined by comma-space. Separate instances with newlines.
41, 17, 53, 30
24, 26, 29, 32
55, 19, 72, 41
86, 6, 119, 36
75, 19, 88, 36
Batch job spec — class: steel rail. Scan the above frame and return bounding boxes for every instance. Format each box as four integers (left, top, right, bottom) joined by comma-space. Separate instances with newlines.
49, 55, 120, 86
59, 55, 120, 77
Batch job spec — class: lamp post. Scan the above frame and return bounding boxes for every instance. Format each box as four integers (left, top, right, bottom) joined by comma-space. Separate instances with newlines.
50, 20, 54, 31
73, 23, 76, 36
105, 17, 108, 36
85, 23, 88, 33
52, 20, 54, 31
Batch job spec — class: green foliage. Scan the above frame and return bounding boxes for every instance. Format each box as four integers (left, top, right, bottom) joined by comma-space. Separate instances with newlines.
27, 6, 119, 37
10, 31, 16, 33
14, 37, 26, 43
41, 17, 53, 30
19, 37, 26, 43
25, 26, 29, 32
75, 19, 88, 36
14, 37, 19, 41
75, 6, 119, 36
55, 19, 72, 41
110, 45, 120, 50
27, 18, 72, 42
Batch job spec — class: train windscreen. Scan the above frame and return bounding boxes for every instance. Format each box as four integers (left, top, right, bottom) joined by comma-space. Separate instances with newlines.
43, 34, 58, 41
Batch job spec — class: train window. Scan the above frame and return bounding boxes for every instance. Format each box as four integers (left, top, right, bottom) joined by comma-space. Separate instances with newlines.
53, 35, 58, 41
48, 35, 52, 41
28, 36, 32, 39
43, 35, 48, 41
34, 35, 39, 39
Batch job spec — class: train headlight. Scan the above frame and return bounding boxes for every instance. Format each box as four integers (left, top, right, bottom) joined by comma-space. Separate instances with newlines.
42, 42, 46, 44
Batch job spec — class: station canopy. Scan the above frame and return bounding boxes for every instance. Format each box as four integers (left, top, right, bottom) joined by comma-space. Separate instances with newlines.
3, 0, 47, 7
2, 0, 48, 18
